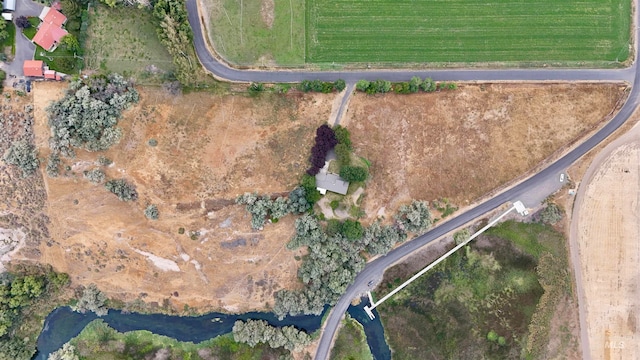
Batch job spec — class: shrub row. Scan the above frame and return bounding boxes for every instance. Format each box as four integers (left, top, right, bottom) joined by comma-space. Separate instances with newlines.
356, 77, 457, 94
298, 79, 346, 93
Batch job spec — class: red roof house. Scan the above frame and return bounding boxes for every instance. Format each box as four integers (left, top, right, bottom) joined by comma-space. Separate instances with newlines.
23, 60, 45, 77
33, 7, 68, 51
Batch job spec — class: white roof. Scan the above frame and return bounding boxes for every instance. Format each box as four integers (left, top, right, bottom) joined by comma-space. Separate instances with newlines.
1, 13, 12, 21
316, 173, 349, 195
2, 0, 15, 11
39, 6, 50, 21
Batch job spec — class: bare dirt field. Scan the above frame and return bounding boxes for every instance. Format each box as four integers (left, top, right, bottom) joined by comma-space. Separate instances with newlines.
345, 83, 626, 221
572, 133, 640, 359
20, 83, 334, 313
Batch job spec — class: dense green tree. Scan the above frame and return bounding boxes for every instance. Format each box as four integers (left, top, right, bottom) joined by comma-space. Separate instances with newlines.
341, 219, 363, 241
333, 125, 352, 149
339, 165, 368, 182
105, 179, 138, 201
232, 320, 311, 351
333, 79, 346, 92
355, 80, 370, 92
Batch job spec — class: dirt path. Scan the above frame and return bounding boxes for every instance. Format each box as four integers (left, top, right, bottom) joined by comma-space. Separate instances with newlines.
570, 114, 640, 360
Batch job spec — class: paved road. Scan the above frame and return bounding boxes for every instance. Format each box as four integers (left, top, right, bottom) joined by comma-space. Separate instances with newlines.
186, 0, 634, 84
184, 1, 640, 358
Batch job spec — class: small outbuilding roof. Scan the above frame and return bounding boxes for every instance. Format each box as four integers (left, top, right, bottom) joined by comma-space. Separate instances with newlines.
1, 13, 12, 21
39, 7, 67, 26
23, 60, 45, 77
2, 0, 16, 12
44, 70, 56, 79
316, 172, 349, 195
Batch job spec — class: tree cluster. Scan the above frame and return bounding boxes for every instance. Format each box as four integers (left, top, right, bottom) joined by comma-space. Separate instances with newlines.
3, 140, 39, 178
307, 124, 338, 175
274, 199, 432, 318
105, 179, 138, 201
0, 271, 69, 338
274, 215, 366, 318
362, 221, 407, 255
47, 74, 138, 158
236, 188, 310, 230
395, 200, 433, 233
153, 0, 199, 86
298, 79, 346, 93
232, 320, 311, 352
71, 284, 108, 316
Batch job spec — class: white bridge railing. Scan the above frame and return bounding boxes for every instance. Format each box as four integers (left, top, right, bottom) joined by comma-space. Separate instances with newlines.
364, 201, 528, 320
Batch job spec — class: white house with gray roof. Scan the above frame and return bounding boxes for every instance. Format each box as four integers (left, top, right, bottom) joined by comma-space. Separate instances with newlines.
316, 171, 349, 195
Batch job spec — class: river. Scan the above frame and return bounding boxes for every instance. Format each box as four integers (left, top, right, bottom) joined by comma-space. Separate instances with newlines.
35, 301, 390, 360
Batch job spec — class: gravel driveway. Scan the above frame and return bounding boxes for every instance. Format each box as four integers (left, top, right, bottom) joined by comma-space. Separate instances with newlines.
2, 0, 45, 76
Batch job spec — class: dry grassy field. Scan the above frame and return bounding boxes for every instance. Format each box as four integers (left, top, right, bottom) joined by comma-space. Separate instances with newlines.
345, 83, 626, 222
0, 81, 626, 316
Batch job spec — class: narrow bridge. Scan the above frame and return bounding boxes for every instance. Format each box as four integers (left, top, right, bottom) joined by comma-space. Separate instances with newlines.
363, 201, 528, 320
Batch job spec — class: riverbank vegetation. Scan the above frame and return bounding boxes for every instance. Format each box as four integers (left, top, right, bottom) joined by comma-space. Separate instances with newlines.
0, 265, 70, 360
61, 319, 295, 359
329, 315, 372, 360
376, 220, 572, 359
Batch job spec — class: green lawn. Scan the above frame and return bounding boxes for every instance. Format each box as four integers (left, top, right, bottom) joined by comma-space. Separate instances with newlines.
1, 22, 16, 54
84, 5, 174, 82
307, 0, 631, 65
207, 0, 305, 66
22, 17, 40, 40
34, 44, 79, 74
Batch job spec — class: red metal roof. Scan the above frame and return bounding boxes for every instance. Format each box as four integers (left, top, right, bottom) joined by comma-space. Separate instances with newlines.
42, 7, 66, 27
23, 60, 44, 77
33, 21, 68, 51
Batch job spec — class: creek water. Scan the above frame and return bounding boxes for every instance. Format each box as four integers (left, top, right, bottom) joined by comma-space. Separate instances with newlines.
35, 302, 390, 360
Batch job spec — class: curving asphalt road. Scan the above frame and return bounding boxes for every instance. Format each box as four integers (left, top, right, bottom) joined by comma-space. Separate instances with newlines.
184, 1, 639, 359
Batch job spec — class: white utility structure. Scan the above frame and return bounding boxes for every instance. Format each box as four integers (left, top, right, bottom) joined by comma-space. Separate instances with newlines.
364, 201, 528, 320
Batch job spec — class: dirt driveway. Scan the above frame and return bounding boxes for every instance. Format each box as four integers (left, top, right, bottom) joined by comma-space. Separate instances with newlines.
571, 116, 640, 360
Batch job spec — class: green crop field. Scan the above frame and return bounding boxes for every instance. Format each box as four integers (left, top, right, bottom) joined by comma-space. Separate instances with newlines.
307, 0, 631, 65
